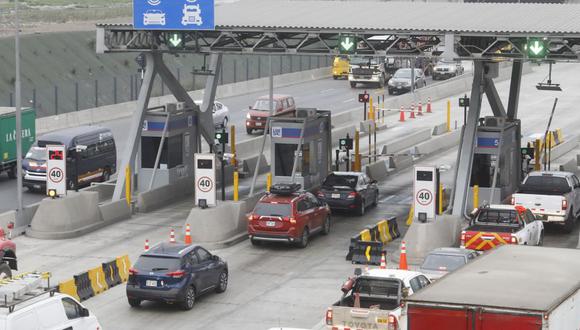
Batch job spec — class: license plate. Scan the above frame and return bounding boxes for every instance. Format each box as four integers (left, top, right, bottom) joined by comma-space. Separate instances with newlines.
34, 184, 41, 189
331, 193, 341, 199
377, 318, 388, 324
266, 221, 276, 227
397, 86, 402, 89
146, 280, 157, 287
255, 122, 262, 126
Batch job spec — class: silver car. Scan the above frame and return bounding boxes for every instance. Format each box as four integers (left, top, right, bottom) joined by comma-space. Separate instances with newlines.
194, 100, 230, 128
419, 247, 480, 281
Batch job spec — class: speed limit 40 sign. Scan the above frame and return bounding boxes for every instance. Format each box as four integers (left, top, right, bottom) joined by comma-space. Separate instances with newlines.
47, 145, 67, 197
413, 166, 439, 221
194, 153, 216, 207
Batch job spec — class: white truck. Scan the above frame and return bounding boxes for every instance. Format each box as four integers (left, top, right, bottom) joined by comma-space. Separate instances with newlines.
512, 171, 580, 233
325, 268, 430, 330
348, 56, 389, 88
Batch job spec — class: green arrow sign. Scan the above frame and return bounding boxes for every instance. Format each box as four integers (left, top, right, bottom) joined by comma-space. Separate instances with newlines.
527, 38, 547, 58
339, 35, 356, 54
168, 33, 183, 48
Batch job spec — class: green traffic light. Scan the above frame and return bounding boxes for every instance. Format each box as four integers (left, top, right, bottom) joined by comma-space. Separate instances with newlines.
168, 33, 183, 48
339, 35, 356, 54
527, 38, 547, 58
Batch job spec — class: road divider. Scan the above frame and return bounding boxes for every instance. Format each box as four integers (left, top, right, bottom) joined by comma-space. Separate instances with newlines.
346, 217, 400, 266
58, 255, 130, 302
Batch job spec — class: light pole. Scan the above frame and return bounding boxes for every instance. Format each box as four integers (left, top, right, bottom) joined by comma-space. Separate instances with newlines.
14, 0, 24, 224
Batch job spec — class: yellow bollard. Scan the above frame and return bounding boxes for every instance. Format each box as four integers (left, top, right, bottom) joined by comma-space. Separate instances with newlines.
233, 171, 239, 201
473, 185, 479, 210
354, 130, 361, 172
266, 173, 272, 192
369, 96, 374, 121
438, 183, 444, 215
446, 100, 451, 132
125, 166, 131, 207
230, 124, 237, 167
406, 205, 414, 226
534, 139, 541, 171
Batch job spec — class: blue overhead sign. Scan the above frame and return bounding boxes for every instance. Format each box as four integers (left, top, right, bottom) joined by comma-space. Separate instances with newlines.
133, 0, 215, 30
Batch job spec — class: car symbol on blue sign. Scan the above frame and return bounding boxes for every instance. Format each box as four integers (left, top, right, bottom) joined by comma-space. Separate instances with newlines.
133, 0, 215, 30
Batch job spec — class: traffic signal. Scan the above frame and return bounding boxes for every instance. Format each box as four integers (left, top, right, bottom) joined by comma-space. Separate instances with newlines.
459, 97, 470, 107
166, 32, 184, 49
339, 137, 353, 150
358, 93, 369, 103
339, 35, 356, 54
215, 132, 228, 144
526, 38, 547, 59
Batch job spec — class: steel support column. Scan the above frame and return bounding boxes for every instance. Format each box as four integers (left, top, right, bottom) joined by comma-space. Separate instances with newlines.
451, 61, 484, 217
507, 60, 523, 120
112, 53, 156, 201
484, 77, 507, 117
198, 53, 222, 150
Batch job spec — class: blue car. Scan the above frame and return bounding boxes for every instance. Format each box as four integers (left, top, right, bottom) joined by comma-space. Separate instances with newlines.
126, 242, 228, 310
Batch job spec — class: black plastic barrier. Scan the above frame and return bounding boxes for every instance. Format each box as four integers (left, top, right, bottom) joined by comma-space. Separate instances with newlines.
73, 272, 95, 301
102, 261, 122, 288
347, 217, 400, 263
351, 241, 383, 265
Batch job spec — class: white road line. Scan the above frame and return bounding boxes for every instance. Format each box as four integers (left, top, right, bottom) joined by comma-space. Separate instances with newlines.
342, 98, 355, 103
380, 195, 395, 202
320, 88, 335, 93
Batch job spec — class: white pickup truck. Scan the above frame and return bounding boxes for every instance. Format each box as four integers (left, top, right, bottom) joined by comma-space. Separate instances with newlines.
325, 268, 430, 330
512, 171, 580, 233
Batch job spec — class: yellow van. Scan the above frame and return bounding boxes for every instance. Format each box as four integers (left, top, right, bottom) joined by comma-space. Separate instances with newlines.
332, 56, 350, 80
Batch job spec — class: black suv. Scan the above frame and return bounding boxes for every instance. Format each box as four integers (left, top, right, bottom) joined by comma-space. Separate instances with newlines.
126, 242, 228, 310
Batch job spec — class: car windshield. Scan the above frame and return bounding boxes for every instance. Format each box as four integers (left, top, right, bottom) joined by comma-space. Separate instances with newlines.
438, 60, 456, 65
476, 209, 519, 225
322, 174, 358, 189
421, 254, 466, 272
253, 202, 292, 217
26, 147, 46, 161
134, 256, 181, 272
520, 176, 571, 194
253, 100, 277, 111
356, 277, 401, 298
350, 56, 378, 66
394, 69, 411, 78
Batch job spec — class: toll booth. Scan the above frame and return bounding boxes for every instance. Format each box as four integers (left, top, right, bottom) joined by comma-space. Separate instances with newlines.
467, 116, 521, 209
138, 102, 197, 192
270, 109, 331, 190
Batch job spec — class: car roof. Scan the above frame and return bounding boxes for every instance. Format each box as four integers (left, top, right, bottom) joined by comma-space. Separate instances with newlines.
527, 170, 573, 178
363, 269, 424, 282
141, 242, 199, 258
37, 125, 111, 148
427, 247, 476, 257
0, 292, 71, 317
330, 171, 361, 177
482, 204, 518, 211
257, 94, 292, 101
259, 193, 302, 204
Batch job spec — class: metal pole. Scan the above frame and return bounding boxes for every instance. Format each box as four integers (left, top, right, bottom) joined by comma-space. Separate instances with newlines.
411, 58, 416, 95
221, 141, 226, 201
335, 150, 340, 172
14, 0, 23, 221
147, 114, 169, 191
542, 98, 558, 170
113, 77, 117, 104
95, 80, 99, 108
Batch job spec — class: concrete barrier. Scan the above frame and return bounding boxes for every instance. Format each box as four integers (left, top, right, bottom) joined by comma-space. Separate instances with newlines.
137, 176, 194, 213
432, 122, 449, 136
27, 191, 102, 239
548, 137, 578, 162
415, 129, 461, 155
184, 193, 263, 244
331, 125, 357, 147
559, 157, 578, 174
242, 154, 269, 177
401, 214, 465, 265
331, 111, 354, 128
390, 154, 413, 169
381, 128, 432, 155
232, 135, 268, 159
36, 67, 331, 135
98, 200, 131, 224
81, 183, 115, 203
364, 160, 389, 181
217, 164, 235, 187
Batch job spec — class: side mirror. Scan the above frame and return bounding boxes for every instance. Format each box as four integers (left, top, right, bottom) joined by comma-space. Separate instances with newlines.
402, 287, 410, 299
75, 145, 87, 153
248, 105, 252, 110
212, 255, 220, 261
80, 307, 90, 317
371, 179, 378, 184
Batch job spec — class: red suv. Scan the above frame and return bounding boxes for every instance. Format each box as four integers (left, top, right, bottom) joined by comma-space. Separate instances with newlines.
247, 184, 331, 248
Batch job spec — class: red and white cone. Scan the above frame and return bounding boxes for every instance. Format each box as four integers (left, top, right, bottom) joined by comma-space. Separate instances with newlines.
184, 224, 192, 245
426, 97, 432, 113
399, 241, 408, 270
417, 102, 423, 116
144, 239, 150, 251
399, 106, 405, 122
409, 104, 416, 119
380, 252, 387, 269
170, 228, 176, 243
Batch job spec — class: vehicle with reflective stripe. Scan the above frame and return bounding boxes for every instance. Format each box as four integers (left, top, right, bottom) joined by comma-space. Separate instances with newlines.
460, 204, 543, 251
325, 269, 431, 330
512, 171, 580, 233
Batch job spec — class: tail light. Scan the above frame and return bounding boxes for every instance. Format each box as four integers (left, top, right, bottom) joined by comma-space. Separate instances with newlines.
510, 235, 518, 244
128, 268, 138, 276
562, 199, 568, 210
387, 314, 399, 330
460, 232, 466, 247
510, 196, 515, 205
6, 222, 13, 230
248, 214, 259, 221
325, 308, 333, 325
282, 216, 297, 224
166, 270, 185, 278
347, 192, 358, 199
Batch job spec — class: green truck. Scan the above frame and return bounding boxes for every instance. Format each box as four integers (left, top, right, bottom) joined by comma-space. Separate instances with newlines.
0, 107, 36, 179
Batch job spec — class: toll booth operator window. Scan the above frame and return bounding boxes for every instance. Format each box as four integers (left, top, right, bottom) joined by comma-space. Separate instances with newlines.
275, 143, 297, 176
142, 136, 183, 169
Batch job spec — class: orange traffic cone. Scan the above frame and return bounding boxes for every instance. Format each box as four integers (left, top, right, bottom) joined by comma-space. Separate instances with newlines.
399, 241, 408, 270
417, 102, 423, 116
380, 252, 387, 269
144, 239, 150, 251
409, 104, 416, 119
399, 106, 405, 122
426, 97, 432, 113
184, 224, 192, 245
170, 228, 176, 243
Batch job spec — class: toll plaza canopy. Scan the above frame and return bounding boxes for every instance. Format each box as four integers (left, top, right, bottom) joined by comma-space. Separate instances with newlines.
97, 0, 580, 60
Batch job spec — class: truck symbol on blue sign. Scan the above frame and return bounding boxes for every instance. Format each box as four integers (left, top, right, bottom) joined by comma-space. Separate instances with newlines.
133, 0, 214, 30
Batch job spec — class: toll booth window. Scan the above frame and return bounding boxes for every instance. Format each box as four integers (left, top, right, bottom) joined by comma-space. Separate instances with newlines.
141, 137, 167, 169
167, 135, 183, 168
416, 171, 433, 181
302, 143, 310, 177
275, 143, 297, 176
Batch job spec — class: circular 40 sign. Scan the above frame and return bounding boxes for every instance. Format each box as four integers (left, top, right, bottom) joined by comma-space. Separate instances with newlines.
416, 189, 433, 206
197, 176, 214, 193
48, 167, 64, 184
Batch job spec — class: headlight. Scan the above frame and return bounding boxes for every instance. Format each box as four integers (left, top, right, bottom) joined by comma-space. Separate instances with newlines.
403, 81, 411, 86
388, 80, 394, 86
246, 113, 251, 119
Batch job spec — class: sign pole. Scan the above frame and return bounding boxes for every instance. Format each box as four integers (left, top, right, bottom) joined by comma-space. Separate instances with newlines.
15, 0, 23, 223
221, 138, 226, 201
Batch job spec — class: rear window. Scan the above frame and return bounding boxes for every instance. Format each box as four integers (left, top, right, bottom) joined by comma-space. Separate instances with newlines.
421, 254, 466, 272
356, 277, 401, 298
253, 202, 292, 217
322, 174, 358, 189
134, 256, 181, 272
476, 209, 519, 225
520, 176, 571, 194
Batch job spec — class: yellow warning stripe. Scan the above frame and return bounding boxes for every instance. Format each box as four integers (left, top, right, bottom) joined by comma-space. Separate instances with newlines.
465, 232, 482, 248
467, 232, 508, 250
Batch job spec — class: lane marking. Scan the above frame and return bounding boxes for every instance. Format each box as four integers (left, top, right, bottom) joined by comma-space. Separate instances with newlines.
380, 195, 395, 202
320, 88, 335, 94
343, 98, 355, 103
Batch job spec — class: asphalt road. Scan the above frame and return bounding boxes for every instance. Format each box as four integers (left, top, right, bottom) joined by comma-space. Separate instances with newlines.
0, 73, 437, 213
11, 62, 580, 329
